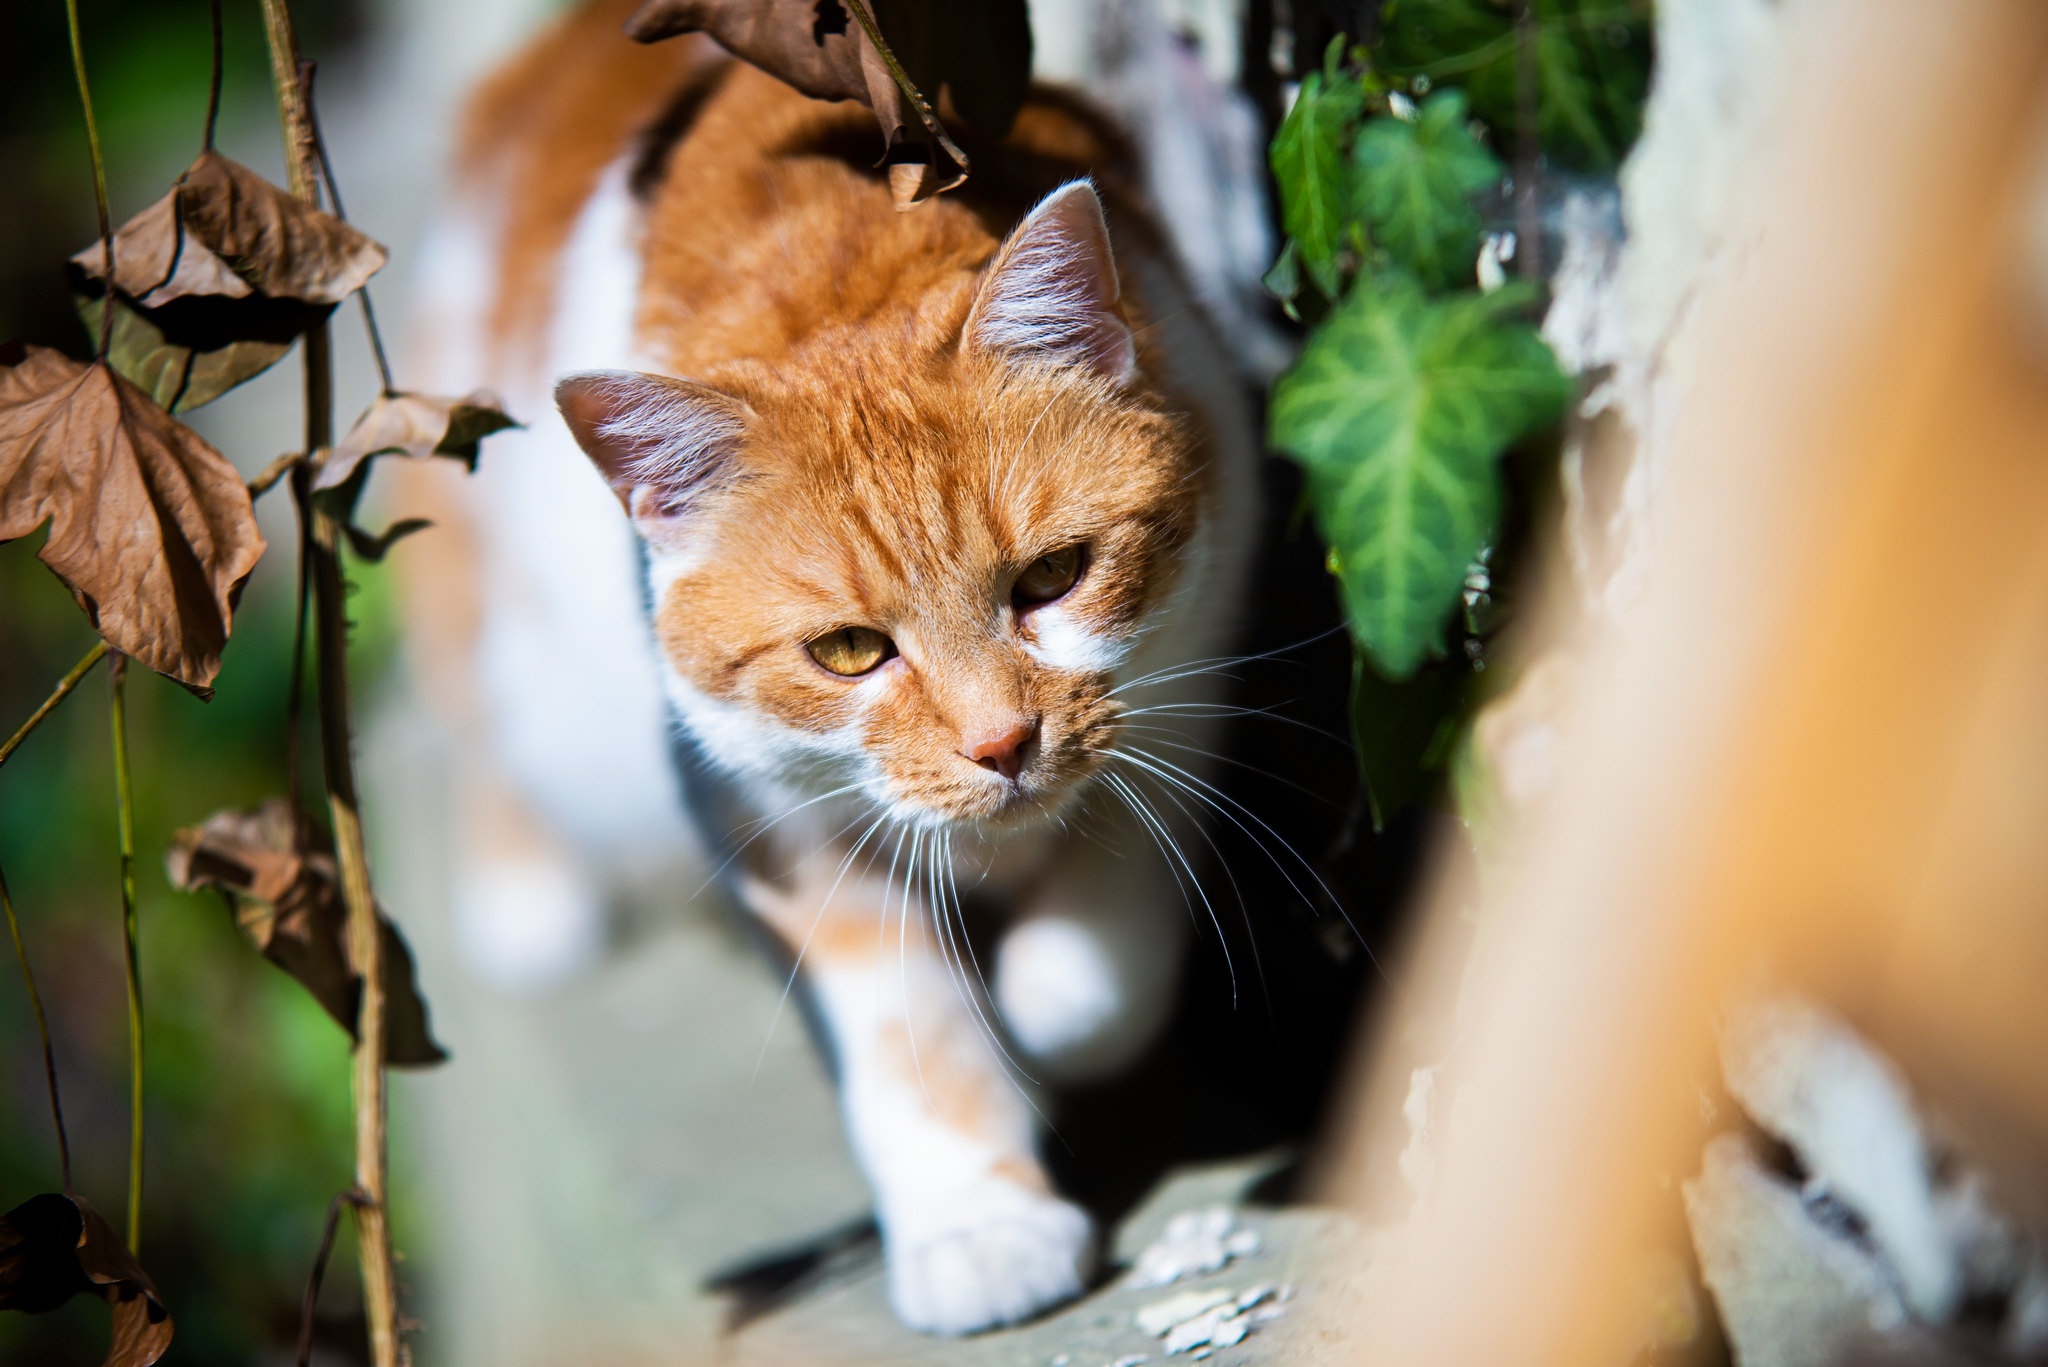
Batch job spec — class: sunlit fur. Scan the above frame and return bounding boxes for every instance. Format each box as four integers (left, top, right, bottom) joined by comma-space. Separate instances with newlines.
646, 357, 1200, 828
551, 60, 1221, 834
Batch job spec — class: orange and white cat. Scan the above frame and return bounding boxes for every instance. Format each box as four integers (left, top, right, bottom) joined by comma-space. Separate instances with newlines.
403, 1, 1260, 1334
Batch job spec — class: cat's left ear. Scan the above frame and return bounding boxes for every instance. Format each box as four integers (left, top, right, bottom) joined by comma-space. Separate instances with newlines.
556, 370, 751, 544
965, 181, 1136, 386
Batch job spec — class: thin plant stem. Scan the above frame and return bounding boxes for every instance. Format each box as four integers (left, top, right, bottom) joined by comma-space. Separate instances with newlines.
0, 437, 285, 772
283, 464, 312, 811
109, 653, 144, 1252
258, 7, 401, 1363
2, 859, 72, 1193
204, 0, 224, 152
248, 450, 304, 499
296, 1188, 367, 1367
0, 641, 109, 772
62, 0, 116, 358
305, 76, 395, 396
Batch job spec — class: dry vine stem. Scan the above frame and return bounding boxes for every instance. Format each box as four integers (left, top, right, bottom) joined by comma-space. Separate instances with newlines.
255, 3, 401, 1363
109, 653, 144, 1253
0, 641, 109, 770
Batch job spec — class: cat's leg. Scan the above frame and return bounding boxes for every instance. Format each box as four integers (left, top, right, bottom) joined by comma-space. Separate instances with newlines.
993, 803, 1188, 1083
744, 844, 1093, 1336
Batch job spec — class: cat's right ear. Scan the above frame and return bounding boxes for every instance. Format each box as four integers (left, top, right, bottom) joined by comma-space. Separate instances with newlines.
555, 370, 750, 544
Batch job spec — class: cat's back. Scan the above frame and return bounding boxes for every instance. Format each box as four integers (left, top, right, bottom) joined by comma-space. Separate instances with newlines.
451, 0, 1143, 386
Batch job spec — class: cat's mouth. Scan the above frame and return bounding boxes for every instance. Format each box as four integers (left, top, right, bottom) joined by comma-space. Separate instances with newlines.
900, 746, 1109, 834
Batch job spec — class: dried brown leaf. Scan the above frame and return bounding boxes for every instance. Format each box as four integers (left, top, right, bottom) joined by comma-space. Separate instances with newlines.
68, 151, 388, 412
314, 389, 518, 492
0, 1193, 173, 1367
0, 343, 265, 691
624, 0, 1030, 206
72, 151, 385, 308
167, 799, 447, 1066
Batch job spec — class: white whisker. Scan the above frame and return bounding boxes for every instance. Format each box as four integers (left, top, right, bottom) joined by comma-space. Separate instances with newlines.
900, 826, 933, 1110
746, 810, 892, 1093
693, 781, 867, 898
1108, 625, 1347, 698
1111, 746, 1385, 983
1104, 771, 1236, 1006
1112, 725, 1341, 805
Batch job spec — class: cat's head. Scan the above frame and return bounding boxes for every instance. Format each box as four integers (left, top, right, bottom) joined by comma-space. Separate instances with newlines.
558, 182, 1205, 830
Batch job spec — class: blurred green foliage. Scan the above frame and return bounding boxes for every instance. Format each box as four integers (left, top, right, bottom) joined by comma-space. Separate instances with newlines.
1270, 277, 1568, 678
0, 2, 419, 1364
1376, 0, 1653, 172
1263, 1, 1652, 820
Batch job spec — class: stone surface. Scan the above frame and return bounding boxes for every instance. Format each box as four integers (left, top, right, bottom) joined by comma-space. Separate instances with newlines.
1685, 1133, 1907, 1367
1719, 992, 1957, 1320
366, 708, 1364, 1367
725, 1156, 1367, 1367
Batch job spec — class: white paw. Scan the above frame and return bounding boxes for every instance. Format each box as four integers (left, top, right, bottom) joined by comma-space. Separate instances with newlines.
885, 1180, 1095, 1335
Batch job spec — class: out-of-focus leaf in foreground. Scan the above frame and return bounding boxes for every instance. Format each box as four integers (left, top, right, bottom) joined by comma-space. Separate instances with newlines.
1269, 280, 1569, 676
0, 1193, 173, 1367
1375, 0, 1652, 173
1351, 89, 1502, 290
68, 151, 387, 412
0, 342, 265, 692
1269, 60, 1367, 299
314, 389, 517, 491
166, 799, 447, 1066
621, 0, 1031, 207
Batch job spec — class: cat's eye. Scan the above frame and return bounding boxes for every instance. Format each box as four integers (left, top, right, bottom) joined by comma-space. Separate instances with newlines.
806, 626, 895, 677
1013, 546, 1085, 608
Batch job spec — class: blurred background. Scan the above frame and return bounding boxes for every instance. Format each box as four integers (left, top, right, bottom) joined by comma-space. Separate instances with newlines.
0, 1, 520, 1360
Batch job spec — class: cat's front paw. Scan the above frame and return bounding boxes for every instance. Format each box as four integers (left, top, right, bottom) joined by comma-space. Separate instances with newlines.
885, 1180, 1095, 1336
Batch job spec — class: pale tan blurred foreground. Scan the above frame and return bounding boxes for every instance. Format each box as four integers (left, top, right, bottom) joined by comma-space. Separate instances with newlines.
1319, 2, 2048, 1363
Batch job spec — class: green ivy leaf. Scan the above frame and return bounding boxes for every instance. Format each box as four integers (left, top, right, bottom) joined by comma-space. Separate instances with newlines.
1269, 62, 1367, 298
1262, 238, 1304, 321
1376, 0, 1652, 173
1351, 89, 1503, 289
1269, 279, 1570, 677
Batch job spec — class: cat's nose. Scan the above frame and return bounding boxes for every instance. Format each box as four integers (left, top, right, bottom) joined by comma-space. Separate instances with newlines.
963, 716, 1040, 781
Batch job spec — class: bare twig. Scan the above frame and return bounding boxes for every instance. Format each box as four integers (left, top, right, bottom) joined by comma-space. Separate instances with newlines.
303, 72, 396, 397
204, 0, 224, 151
296, 1187, 369, 1367
109, 652, 144, 1252
62, 0, 115, 358
0, 642, 110, 771
248, 451, 304, 499
257, 6, 402, 1363
2, 860, 72, 1193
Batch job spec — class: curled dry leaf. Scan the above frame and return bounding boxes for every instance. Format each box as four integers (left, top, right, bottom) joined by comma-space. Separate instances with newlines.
0, 1193, 173, 1367
314, 389, 518, 492
624, 0, 1031, 207
166, 799, 447, 1066
0, 343, 265, 692
69, 151, 388, 412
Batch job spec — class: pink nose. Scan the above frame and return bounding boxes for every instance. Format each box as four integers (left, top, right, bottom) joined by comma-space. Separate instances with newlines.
964, 717, 1039, 781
